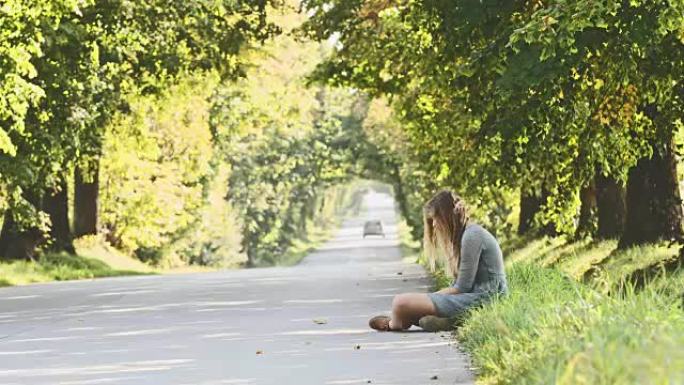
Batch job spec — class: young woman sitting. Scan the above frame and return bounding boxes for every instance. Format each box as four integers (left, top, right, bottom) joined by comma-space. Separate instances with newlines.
368, 190, 508, 332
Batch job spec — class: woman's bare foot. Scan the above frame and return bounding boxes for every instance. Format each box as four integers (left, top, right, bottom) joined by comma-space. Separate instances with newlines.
368, 315, 391, 331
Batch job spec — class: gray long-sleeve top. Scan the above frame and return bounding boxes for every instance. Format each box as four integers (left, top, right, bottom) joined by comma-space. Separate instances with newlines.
451, 223, 508, 294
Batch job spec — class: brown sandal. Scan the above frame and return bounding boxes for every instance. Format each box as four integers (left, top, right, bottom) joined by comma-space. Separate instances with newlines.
368, 315, 391, 331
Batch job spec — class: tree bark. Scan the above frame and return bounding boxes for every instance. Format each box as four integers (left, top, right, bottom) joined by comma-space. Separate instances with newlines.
518, 187, 556, 236
242, 206, 258, 268
299, 202, 308, 233
619, 136, 684, 248
575, 180, 597, 239
518, 190, 543, 235
0, 193, 45, 261
390, 162, 424, 240
595, 173, 626, 239
74, 163, 99, 237
391, 164, 410, 222
42, 176, 76, 254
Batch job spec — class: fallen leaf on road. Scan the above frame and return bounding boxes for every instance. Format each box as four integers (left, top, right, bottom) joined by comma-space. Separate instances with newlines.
354, 344, 361, 350
313, 318, 328, 325
396, 272, 403, 275
430, 375, 438, 380
256, 350, 263, 355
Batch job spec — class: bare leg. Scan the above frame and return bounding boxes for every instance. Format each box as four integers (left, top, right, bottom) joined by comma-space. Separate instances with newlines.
388, 293, 437, 330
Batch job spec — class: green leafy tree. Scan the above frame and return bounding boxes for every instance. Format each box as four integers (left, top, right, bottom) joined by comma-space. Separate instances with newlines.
0, 0, 277, 260
226, 89, 358, 265
300, 0, 684, 247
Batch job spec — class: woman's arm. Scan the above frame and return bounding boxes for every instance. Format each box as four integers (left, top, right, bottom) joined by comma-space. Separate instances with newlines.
434, 286, 460, 295
452, 228, 484, 293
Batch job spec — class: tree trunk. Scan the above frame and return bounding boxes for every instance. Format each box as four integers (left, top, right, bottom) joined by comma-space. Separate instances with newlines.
43, 176, 76, 254
518, 188, 556, 236
242, 206, 258, 267
575, 180, 597, 239
306, 195, 317, 220
0, 193, 45, 261
595, 173, 626, 239
390, 162, 422, 239
301, 198, 316, 232
619, 137, 684, 248
518, 190, 542, 235
392, 164, 410, 222
278, 200, 297, 249
74, 163, 99, 237
242, 232, 255, 268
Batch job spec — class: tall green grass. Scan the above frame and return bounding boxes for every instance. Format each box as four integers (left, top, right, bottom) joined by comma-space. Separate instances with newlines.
458, 263, 684, 385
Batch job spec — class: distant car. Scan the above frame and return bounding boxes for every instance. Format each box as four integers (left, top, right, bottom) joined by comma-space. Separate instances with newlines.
363, 220, 385, 238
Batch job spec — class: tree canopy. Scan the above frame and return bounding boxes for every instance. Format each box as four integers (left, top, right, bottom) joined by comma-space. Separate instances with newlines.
1, 0, 683, 268
300, 0, 684, 246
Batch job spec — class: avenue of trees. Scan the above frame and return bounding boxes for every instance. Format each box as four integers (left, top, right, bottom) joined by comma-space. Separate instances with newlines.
2, 0, 683, 269
300, 0, 684, 251
0, 1, 372, 267
0, 0, 278, 265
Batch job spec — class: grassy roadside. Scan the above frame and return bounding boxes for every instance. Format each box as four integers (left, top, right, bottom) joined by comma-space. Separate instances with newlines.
398, 217, 684, 384
455, 238, 684, 385
0, 182, 371, 287
0, 233, 232, 288
0, 220, 340, 287
0, 234, 162, 288
0, 252, 152, 288
0, 221, 341, 287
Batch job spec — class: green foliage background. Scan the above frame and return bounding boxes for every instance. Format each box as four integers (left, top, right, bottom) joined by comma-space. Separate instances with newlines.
0, 1, 371, 268
1, 2, 684, 383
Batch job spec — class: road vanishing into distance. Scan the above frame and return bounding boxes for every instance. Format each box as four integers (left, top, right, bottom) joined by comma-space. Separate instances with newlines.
0, 191, 473, 385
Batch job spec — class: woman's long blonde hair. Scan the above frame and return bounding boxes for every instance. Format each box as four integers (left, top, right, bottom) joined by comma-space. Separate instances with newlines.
423, 190, 469, 278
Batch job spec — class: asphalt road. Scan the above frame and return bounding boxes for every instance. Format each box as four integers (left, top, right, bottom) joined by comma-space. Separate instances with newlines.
0, 191, 473, 385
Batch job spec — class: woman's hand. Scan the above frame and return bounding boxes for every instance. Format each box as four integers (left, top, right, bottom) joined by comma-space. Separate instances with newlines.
434, 287, 460, 295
